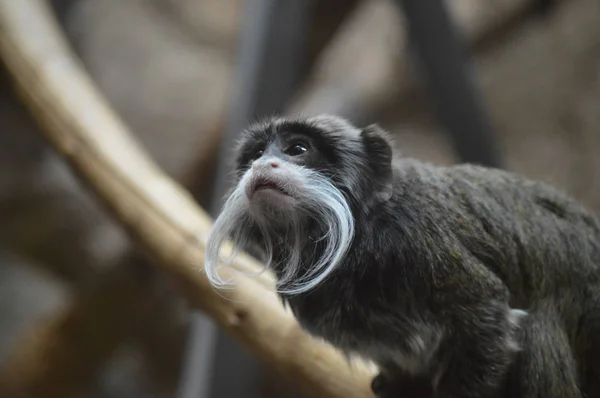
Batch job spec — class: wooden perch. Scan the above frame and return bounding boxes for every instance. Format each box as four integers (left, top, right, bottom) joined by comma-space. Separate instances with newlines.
0, 0, 375, 397
0, 247, 187, 398
0, 254, 167, 398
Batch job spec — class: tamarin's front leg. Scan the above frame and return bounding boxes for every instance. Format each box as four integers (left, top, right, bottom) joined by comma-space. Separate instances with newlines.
433, 301, 525, 398
504, 299, 583, 398
581, 292, 600, 398
374, 302, 585, 398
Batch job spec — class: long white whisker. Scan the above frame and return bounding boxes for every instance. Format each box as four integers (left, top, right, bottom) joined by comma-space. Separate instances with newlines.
204, 162, 355, 296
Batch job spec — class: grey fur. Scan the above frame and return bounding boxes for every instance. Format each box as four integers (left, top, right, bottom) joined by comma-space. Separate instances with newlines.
205, 114, 600, 398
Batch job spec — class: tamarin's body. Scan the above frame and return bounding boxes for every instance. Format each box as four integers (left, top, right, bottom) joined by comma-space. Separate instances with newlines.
205, 115, 600, 398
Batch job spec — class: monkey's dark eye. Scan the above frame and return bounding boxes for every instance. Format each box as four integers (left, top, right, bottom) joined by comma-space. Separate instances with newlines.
252, 149, 264, 161
285, 143, 308, 156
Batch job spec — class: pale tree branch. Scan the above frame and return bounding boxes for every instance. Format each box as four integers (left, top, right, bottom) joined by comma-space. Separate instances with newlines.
0, 1, 375, 398
0, 1, 364, 395
0, 245, 188, 398
0, 253, 175, 398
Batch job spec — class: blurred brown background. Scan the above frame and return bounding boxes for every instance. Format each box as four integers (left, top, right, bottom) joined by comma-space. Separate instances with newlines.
1, 0, 599, 397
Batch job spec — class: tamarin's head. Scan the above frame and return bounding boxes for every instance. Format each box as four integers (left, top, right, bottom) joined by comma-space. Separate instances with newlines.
205, 114, 395, 294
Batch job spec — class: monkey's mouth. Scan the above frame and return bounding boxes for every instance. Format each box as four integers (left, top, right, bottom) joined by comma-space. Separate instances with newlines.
247, 178, 293, 201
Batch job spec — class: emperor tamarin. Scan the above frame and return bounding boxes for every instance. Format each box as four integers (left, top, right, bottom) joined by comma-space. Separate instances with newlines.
204, 114, 600, 398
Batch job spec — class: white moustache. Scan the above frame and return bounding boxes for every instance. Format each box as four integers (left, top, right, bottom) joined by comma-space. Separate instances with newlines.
204, 162, 355, 295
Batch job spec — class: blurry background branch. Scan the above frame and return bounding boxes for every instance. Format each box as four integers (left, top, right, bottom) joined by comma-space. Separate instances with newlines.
0, 251, 175, 398
290, 0, 553, 123
0, 248, 187, 398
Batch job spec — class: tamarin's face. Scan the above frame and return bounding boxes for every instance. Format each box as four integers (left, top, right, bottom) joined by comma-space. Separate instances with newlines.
205, 115, 394, 294
234, 116, 360, 221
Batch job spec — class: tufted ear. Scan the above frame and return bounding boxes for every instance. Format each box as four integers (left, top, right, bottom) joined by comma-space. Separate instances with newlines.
360, 124, 394, 202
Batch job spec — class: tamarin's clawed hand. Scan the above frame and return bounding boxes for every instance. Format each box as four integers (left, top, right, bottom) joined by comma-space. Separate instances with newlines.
205, 114, 600, 398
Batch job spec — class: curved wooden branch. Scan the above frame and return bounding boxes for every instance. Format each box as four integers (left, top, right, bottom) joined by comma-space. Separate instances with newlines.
0, 255, 169, 398
0, 1, 375, 397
